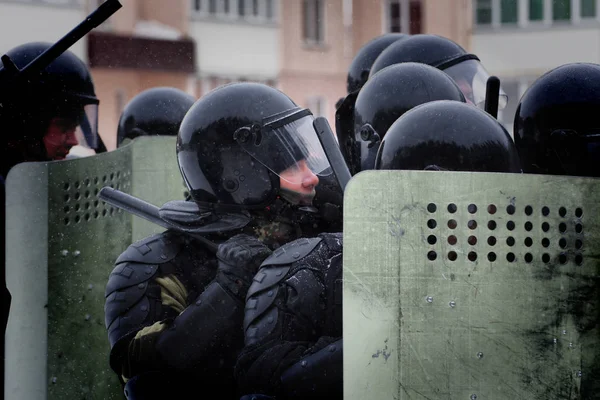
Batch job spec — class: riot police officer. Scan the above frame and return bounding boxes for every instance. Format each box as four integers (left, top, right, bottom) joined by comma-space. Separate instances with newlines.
513, 64, 600, 397
1, 42, 100, 399
235, 100, 522, 400
1, 42, 100, 178
339, 62, 466, 174
116, 87, 195, 147
103, 82, 335, 399
346, 33, 408, 95
514, 62, 600, 178
336, 33, 408, 165
317, 35, 407, 232
369, 34, 508, 111
375, 100, 522, 172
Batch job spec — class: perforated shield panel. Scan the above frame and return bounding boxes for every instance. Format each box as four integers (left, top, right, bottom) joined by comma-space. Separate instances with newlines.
5, 136, 188, 399
343, 170, 599, 400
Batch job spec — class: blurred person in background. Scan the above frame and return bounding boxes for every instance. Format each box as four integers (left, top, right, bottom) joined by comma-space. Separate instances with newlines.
1, 42, 101, 177
339, 62, 466, 174
368, 34, 508, 111
514, 62, 600, 180
0, 40, 100, 400
116, 87, 195, 148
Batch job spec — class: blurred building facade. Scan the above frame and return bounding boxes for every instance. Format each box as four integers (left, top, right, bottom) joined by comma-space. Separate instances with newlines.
86, 0, 195, 151
190, 0, 279, 95
278, 0, 473, 131
0, 0, 280, 151
0, 0, 474, 152
5, 0, 599, 147
471, 0, 600, 134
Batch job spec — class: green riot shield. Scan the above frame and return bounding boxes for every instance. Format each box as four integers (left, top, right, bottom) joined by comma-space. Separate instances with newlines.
5, 136, 186, 400
128, 136, 189, 241
343, 170, 599, 400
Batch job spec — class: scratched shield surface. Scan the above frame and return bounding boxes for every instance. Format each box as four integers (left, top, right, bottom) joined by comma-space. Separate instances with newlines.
5, 137, 189, 400
343, 170, 600, 400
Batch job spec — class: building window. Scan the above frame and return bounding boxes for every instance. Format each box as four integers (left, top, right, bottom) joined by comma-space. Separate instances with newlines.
389, 1, 402, 32
476, 0, 493, 24
529, 0, 544, 20
307, 96, 327, 117
193, 0, 277, 22
501, 0, 518, 23
386, 1, 422, 34
303, 0, 325, 44
409, 1, 422, 34
581, 0, 596, 17
553, 0, 571, 20
208, 0, 217, 13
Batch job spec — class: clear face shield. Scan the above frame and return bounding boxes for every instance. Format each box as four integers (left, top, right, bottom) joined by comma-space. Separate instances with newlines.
444, 59, 508, 111
234, 108, 333, 205
66, 103, 99, 159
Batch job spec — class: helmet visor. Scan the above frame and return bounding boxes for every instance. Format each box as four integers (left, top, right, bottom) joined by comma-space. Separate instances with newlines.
444, 59, 508, 110
235, 112, 332, 184
76, 103, 99, 149
63, 102, 99, 152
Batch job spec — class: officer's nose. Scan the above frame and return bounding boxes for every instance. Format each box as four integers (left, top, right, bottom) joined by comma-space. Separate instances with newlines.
65, 130, 79, 147
301, 166, 319, 189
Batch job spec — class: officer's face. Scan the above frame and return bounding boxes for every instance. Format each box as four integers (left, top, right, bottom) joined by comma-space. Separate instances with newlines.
279, 159, 320, 205
455, 78, 475, 106
43, 117, 79, 160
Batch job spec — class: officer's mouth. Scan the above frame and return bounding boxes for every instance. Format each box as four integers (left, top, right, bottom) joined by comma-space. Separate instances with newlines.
296, 192, 317, 206
279, 187, 317, 206
55, 150, 70, 160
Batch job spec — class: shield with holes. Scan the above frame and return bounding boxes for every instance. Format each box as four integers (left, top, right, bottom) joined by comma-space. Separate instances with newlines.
343, 170, 599, 400
4, 136, 186, 399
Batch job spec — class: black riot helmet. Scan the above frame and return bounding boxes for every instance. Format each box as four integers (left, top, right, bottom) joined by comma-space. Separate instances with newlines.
375, 100, 522, 173
369, 34, 508, 110
514, 63, 600, 178
2, 42, 99, 150
117, 87, 195, 147
177, 82, 332, 212
350, 62, 466, 173
346, 33, 408, 94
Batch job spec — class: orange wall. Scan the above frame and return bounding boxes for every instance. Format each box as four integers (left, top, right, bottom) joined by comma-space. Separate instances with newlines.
279, 0, 348, 130
422, 0, 472, 50
91, 68, 193, 151
140, 0, 189, 35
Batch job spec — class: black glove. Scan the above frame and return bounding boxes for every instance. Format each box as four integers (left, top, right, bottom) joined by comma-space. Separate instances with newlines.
216, 234, 272, 298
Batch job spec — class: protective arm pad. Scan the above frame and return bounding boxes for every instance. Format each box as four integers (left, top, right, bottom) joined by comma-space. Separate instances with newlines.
279, 338, 343, 400
155, 280, 244, 370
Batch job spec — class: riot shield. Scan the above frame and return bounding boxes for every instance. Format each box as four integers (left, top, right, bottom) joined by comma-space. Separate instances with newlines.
343, 170, 599, 400
5, 136, 186, 399
128, 136, 188, 241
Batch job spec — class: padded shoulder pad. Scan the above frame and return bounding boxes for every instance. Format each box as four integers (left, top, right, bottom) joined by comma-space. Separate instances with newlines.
105, 262, 159, 298
245, 266, 290, 302
115, 231, 184, 265
319, 232, 343, 253
261, 237, 323, 267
